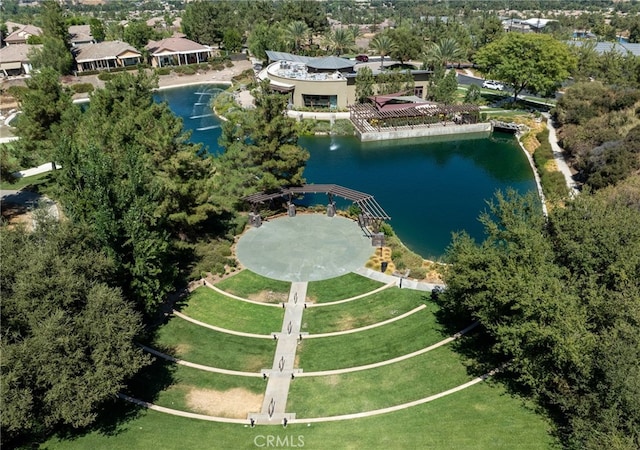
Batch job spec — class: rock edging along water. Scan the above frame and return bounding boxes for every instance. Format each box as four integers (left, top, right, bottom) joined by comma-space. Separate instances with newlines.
358, 122, 492, 142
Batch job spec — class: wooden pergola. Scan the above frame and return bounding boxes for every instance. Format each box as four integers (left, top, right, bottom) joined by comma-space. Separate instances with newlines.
244, 184, 390, 233
349, 103, 480, 134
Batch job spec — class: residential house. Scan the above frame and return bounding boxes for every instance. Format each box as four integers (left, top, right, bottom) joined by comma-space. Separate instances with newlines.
69, 25, 95, 47
145, 37, 212, 67
4, 23, 42, 45
0, 44, 39, 76
74, 40, 142, 72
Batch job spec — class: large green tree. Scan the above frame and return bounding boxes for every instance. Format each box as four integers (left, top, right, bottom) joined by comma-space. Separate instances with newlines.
440, 189, 640, 449
474, 33, 576, 100
12, 67, 77, 167
54, 71, 218, 313
218, 80, 309, 199
0, 220, 149, 446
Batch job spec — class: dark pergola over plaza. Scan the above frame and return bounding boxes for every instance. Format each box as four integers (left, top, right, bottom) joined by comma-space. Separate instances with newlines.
349, 102, 481, 134
244, 184, 390, 232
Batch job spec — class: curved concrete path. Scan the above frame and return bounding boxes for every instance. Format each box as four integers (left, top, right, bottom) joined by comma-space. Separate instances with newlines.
307, 280, 395, 307
172, 310, 274, 339
299, 321, 479, 377
204, 280, 282, 308
304, 305, 427, 338
118, 366, 498, 425
138, 343, 262, 377
544, 114, 579, 197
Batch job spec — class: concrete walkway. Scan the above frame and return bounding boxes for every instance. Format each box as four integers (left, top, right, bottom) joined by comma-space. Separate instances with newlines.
354, 267, 443, 291
544, 113, 579, 197
249, 282, 308, 425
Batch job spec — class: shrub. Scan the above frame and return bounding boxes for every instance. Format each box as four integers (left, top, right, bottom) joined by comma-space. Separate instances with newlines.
97, 72, 114, 81
70, 83, 94, 94
155, 67, 171, 76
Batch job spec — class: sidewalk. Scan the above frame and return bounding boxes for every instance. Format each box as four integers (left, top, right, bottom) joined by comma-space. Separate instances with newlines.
544, 113, 579, 197
250, 282, 307, 425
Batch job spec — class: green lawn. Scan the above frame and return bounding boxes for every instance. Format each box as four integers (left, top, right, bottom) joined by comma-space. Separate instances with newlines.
306, 273, 384, 303
0, 171, 53, 191
215, 270, 291, 300
296, 309, 447, 371
45, 381, 556, 449
151, 317, 275, 372
126, 360, 265, 416
289, 345, 473, 417
302, 287, 432, 333
177, 287, 283, 335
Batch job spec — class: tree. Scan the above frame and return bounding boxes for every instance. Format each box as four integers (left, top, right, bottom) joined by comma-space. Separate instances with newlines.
123, 21, 157, 51
370, 33, 396, 69
218, 80, 309, 197
12, 67, 76, 166
0, 220, 149, 446
89, 17, 105, 42
440, 189, 640, 449
54, 71, 218, 313
247, 22, 286, 61
222, 28, 242, 53
432, 69, 458, 104
388, 26, 422, 64
424, 38, 464, 69
474, 33, 576, 101
464, 84, 482, 104
325, 27, 354, 56
284, 21, 309, 53
181, 0, 233, 46
355, 65, 375, 103
28, 36, 73, 75
41, 0, 68, 44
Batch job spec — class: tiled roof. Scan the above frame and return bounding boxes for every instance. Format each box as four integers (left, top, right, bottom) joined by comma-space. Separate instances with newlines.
4, 24, 42, 44
145, 37, 209, 54
74, 40, 140, 62
69, 25, 93, 44
0, 43, 40, 62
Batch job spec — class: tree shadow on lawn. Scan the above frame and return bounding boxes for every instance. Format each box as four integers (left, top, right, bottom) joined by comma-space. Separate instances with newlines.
53, 358, 177, 442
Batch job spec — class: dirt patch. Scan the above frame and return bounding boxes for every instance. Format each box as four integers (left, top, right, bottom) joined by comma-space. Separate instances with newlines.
248, 290, 288, 304
173, 343, 192, 357
186, 387, 263, 418
0, 202, 33, 231
244, 355, 268, 372
325, 375, 340, 387
336, 314, 357, 331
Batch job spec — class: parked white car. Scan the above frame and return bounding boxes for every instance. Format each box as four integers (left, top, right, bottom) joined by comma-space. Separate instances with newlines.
482, 80, 504, 90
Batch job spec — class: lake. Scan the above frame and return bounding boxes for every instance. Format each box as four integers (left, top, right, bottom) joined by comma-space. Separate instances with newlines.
155, 84, 536, 259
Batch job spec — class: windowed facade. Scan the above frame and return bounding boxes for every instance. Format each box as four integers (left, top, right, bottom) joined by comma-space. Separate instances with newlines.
302, 94, 337, 109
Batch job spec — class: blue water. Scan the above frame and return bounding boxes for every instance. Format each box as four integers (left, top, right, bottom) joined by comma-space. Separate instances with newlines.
155, 84, 536, 259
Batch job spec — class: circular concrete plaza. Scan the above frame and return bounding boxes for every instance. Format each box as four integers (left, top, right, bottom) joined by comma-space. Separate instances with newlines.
236, 214, 374, 282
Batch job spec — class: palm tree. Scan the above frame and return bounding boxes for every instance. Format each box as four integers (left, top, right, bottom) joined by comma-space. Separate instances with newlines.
348, 24, 363, 42
370, 33, 396, 70
285, 21, 309, 53
423, 37, 464, 69
326, 28, 354, 56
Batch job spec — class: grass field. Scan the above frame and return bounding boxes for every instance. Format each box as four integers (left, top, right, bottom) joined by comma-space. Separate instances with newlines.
215, 270, 291, 299
296, 309, 446, 371
306, 273, 384, 303
45, 381, 555, 449
42, 269, 557, 449
288, 345, 473, 417
151, 317, 275, 372
302, 287, 431, 333
177, 287, 283, 334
